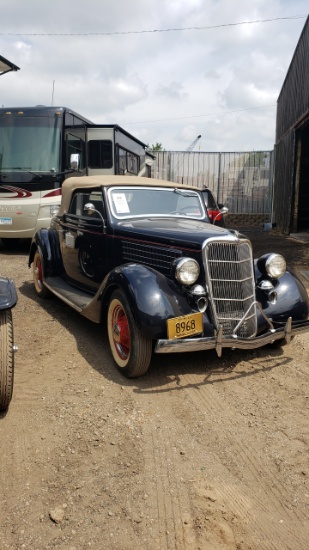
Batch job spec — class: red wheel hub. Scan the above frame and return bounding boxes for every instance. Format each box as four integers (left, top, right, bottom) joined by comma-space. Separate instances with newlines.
112, 305, 130, 360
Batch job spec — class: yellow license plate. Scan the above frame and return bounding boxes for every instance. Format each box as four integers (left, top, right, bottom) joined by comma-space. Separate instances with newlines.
167, 312, 203, 339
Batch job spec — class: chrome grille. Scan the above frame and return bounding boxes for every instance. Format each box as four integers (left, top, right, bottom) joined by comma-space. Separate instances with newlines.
122, 241, 182, 274
204, 238, 256, 337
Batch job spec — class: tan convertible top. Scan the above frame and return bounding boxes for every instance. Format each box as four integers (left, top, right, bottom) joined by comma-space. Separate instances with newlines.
59, 175, 202, 215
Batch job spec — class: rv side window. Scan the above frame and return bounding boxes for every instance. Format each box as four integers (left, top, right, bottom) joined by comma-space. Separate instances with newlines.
127, 152, 138, 174
117, 146, 139, 175
66, 133, 85, 170
88, 140, 113, 169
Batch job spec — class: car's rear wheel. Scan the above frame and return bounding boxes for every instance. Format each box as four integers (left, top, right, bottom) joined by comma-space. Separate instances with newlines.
33, 249, 51, 298
107, 289, 152, 377
0, 309, 14, 411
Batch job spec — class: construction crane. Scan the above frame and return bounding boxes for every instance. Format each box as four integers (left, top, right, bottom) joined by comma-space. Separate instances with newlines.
173, 135, 201, 182
186, 134, 201, 152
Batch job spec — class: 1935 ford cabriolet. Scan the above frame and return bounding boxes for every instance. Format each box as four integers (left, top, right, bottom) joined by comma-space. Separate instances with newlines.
29, 175, 309, 377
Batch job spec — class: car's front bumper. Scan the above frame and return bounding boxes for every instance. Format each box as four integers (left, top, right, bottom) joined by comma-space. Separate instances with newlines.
154, 317, 309, 355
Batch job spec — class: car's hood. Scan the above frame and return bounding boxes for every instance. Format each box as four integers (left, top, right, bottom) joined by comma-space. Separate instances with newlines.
113, 216, 233, 249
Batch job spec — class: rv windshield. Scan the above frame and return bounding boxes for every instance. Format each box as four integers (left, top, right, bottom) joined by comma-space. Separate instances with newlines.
0, 115, 61, 173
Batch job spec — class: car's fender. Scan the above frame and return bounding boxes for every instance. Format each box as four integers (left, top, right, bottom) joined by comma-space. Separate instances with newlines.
29, 228, 63, 277
100, 263, 213, 339
0, 277, 18, 309
255, 265, 309, 324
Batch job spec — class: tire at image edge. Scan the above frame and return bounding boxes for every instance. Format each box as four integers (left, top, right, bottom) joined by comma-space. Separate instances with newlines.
0, 309, 14, 411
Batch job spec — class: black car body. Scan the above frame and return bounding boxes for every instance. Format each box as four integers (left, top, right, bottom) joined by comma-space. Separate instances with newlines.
29, 175, 309, 377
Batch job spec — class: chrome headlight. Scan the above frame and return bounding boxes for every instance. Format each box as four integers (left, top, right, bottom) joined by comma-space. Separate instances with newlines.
258, 253, 286, 279
175, 258, 200, 285
50, 204, 60, 217
266, 254, 286, 278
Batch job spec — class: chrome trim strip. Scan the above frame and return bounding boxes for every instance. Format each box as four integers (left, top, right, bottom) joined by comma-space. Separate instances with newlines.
107, 186, 206, 220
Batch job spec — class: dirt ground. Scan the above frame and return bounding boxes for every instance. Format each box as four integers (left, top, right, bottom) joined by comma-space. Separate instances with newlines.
0, 227, 309, 550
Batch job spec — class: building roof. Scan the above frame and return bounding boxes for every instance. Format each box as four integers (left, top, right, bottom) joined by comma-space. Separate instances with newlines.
0, 54, 20, 76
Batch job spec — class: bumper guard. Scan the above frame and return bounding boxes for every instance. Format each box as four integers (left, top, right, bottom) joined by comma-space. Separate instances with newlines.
155, 304, 309, 356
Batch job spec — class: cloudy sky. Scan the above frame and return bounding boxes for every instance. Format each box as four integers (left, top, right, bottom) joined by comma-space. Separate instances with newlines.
0, 0, 308, 152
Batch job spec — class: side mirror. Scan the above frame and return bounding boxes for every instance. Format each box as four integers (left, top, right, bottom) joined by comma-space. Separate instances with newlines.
83, 203, 105, 230
84, 202, 96, 216
213, 206, 229, 224
70, 153, 80, 171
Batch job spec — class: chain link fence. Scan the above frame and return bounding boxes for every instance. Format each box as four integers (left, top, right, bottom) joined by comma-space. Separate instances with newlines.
149, 150, 274, 217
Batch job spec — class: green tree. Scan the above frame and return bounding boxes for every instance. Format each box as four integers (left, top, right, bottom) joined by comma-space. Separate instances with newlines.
149, 142, 164, 151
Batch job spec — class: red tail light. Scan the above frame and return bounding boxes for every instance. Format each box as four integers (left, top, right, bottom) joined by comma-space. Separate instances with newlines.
207, 209, 222, 222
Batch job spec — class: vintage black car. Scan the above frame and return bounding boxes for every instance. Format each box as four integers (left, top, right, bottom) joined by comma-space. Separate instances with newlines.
0, 276, 18, 410
29, 175, 309, 378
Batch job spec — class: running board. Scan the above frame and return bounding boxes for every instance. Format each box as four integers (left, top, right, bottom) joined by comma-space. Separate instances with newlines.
44, 276, 93, 312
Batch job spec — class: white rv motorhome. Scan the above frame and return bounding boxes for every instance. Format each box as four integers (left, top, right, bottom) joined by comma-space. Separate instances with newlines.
0, 106, 153, 244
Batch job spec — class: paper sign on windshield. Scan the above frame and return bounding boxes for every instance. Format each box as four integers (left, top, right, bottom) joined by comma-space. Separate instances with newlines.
113, 193, 130, 214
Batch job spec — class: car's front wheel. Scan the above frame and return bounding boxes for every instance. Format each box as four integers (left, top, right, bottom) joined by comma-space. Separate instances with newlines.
33, 249, 51, 298
0, 309, 14, 411
107, 289, 152, 377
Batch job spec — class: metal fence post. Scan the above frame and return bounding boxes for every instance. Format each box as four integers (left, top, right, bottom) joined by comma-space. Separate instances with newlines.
217, 152, 222, 203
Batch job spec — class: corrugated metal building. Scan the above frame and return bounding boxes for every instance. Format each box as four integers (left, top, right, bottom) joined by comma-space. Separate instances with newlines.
273, 16, 309, 233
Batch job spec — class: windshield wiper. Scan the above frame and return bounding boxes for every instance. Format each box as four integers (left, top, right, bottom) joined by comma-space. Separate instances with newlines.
52, 168, 75, 177
5, 167, 42, 178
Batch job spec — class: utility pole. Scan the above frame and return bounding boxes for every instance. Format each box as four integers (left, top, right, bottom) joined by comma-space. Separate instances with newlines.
51, 80, 55, 105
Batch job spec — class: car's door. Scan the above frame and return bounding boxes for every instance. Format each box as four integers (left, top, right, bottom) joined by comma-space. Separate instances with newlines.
60, 189, 107, 291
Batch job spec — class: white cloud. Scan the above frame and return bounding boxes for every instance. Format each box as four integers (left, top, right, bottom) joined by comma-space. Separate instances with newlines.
0, 0, 308, 150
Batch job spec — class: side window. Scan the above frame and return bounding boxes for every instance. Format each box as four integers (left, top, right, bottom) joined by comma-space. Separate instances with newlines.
118, 147, 127, 174
66, 132, 86, 170
88, 140, 113, 169
69, 192, 104, 218
127, 151, 138, 174
69, 193, 84, 216
202, 190, 218, 209
116, 146, 140, 175
88, 191, 104, 217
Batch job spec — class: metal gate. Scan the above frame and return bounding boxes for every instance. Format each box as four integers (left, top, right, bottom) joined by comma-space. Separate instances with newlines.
150, 150, 273, 216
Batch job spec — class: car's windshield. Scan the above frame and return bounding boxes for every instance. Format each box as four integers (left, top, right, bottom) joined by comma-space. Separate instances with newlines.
107, 186, 205, 220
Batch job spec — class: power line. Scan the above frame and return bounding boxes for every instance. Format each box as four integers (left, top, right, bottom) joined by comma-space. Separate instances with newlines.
0, 15, 307, 36
125, 104, 276, 125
